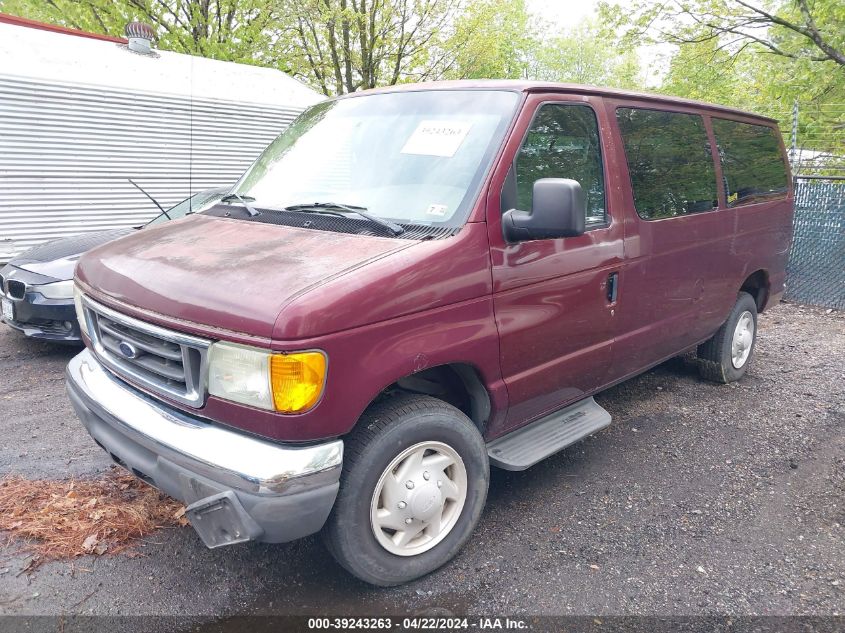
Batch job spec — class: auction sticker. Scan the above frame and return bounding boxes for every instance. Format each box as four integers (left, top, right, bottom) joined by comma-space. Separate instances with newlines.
401, 120, 472, 157
426, 204, 449, 217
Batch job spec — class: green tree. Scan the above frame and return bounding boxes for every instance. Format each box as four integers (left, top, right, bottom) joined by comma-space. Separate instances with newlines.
602, 0, 844, 68
529, 19, 643, 89
439, 0, 534, 80
270, 0, 464, 95
602, 0, 844, 107
603, 0, 844, 169
661, 39, 762, 107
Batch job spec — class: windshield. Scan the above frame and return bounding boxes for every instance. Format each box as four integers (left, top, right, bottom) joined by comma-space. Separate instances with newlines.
147, 188, 226, 226
230, 90, 519, 227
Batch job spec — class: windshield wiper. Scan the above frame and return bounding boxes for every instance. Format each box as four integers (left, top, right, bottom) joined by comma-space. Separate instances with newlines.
220, 193, 259, 217
283, 202, 405, 236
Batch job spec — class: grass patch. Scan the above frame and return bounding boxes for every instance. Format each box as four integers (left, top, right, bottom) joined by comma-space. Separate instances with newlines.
0, 467, 186, 570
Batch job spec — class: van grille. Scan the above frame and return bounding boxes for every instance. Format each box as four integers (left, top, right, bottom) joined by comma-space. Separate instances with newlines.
82, 296, 211, 407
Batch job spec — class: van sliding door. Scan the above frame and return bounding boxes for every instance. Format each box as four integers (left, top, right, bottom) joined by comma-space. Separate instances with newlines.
607, 103, 731, 380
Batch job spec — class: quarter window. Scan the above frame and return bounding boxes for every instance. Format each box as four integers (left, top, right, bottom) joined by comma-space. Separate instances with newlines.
616, 108, 717, 220
513, 104, 606, 226
712, 118, 789, 206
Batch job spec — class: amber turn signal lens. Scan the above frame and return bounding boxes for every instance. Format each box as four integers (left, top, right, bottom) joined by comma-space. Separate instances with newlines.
269, 352, 327, 413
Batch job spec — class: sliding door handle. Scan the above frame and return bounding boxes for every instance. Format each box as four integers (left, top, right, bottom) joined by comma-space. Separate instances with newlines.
607, 272, 619, 303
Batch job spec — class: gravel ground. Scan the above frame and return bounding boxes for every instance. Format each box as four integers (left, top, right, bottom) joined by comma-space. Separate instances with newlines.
0, 302, 843, 622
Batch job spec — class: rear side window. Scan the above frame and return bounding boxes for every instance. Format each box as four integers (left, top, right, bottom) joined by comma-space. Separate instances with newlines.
712, 118, 789, 206
616, 108, 717, 220
514, 104, 606, 226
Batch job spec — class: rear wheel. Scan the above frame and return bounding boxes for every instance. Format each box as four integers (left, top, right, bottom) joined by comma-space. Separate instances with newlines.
698, 291, 758, 383
323, 394, 489, 586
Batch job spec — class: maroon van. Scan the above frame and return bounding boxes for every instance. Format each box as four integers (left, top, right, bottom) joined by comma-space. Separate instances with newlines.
66, 81, 793, 586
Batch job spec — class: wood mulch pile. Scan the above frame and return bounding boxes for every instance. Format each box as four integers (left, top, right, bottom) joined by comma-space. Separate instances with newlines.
0, 467, 186, 571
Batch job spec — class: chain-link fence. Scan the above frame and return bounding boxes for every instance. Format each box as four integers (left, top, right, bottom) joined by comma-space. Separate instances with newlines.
763, 102, 845, 310
785, 178, 845, 309
787, 103, 845, 180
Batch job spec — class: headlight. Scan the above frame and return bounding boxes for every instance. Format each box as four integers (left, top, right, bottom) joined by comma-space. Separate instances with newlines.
37, 279, 75, 299
73, 285, 89, 336
208, 341, 327, 414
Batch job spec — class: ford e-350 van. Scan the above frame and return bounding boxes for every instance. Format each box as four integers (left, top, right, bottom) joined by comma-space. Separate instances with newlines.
66, 81, 793, 586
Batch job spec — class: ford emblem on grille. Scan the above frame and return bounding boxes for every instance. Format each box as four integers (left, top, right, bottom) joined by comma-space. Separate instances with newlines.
118, 341, 139, 359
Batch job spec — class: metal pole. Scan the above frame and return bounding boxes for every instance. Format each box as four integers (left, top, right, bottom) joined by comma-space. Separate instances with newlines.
790, 100, 799, 168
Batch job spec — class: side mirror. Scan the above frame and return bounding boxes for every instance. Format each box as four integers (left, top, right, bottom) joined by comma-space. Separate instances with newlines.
502, 178, 586, 242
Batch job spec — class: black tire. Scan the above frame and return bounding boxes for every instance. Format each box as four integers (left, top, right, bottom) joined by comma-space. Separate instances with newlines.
323, 394, 489, 586
697, 291, 758, 383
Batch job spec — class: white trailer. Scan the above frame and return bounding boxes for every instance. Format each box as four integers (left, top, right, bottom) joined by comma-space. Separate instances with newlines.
0, 14, 321, 261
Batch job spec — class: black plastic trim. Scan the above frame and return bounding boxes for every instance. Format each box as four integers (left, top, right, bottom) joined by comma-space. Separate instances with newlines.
203, 204, 459, 240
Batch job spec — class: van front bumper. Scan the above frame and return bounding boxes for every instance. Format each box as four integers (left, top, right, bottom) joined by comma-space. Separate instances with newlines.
66, 348, 343, 548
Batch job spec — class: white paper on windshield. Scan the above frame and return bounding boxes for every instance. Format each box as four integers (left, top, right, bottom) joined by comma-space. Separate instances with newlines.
426, 204, 449, 217
400, 121, 472, 157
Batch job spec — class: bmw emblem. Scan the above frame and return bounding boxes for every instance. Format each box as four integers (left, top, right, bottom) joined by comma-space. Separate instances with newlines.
118, 341, 139, 359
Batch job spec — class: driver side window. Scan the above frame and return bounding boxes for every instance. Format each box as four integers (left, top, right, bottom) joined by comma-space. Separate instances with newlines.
511, 103, 606, 227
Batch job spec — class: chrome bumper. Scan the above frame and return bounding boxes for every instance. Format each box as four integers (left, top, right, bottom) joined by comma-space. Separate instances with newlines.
66, 348, 343, 495
67, 348, 342, 495
67, 348, 343, 546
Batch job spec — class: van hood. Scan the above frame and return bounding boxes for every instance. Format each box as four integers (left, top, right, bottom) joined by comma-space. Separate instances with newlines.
75, 214, 412, 339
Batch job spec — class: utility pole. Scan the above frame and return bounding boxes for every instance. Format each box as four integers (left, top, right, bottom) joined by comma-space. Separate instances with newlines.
790, 100, 799, 172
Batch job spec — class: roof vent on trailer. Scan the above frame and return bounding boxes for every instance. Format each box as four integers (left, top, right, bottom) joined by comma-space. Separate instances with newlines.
124, 22, 155, 54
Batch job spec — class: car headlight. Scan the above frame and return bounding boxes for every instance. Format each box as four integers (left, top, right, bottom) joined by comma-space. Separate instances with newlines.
37, 279, 75, 300
208, 341, 327, 414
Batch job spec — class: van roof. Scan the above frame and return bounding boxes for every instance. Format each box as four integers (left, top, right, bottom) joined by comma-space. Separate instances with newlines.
347, 80, 778, 124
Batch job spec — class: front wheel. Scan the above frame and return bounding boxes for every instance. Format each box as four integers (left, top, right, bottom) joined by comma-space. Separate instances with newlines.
697, 291, 758, 383
323, 394, 489, 586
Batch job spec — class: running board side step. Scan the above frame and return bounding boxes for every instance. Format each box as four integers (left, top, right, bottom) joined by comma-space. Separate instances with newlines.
487, 397, 611, 471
